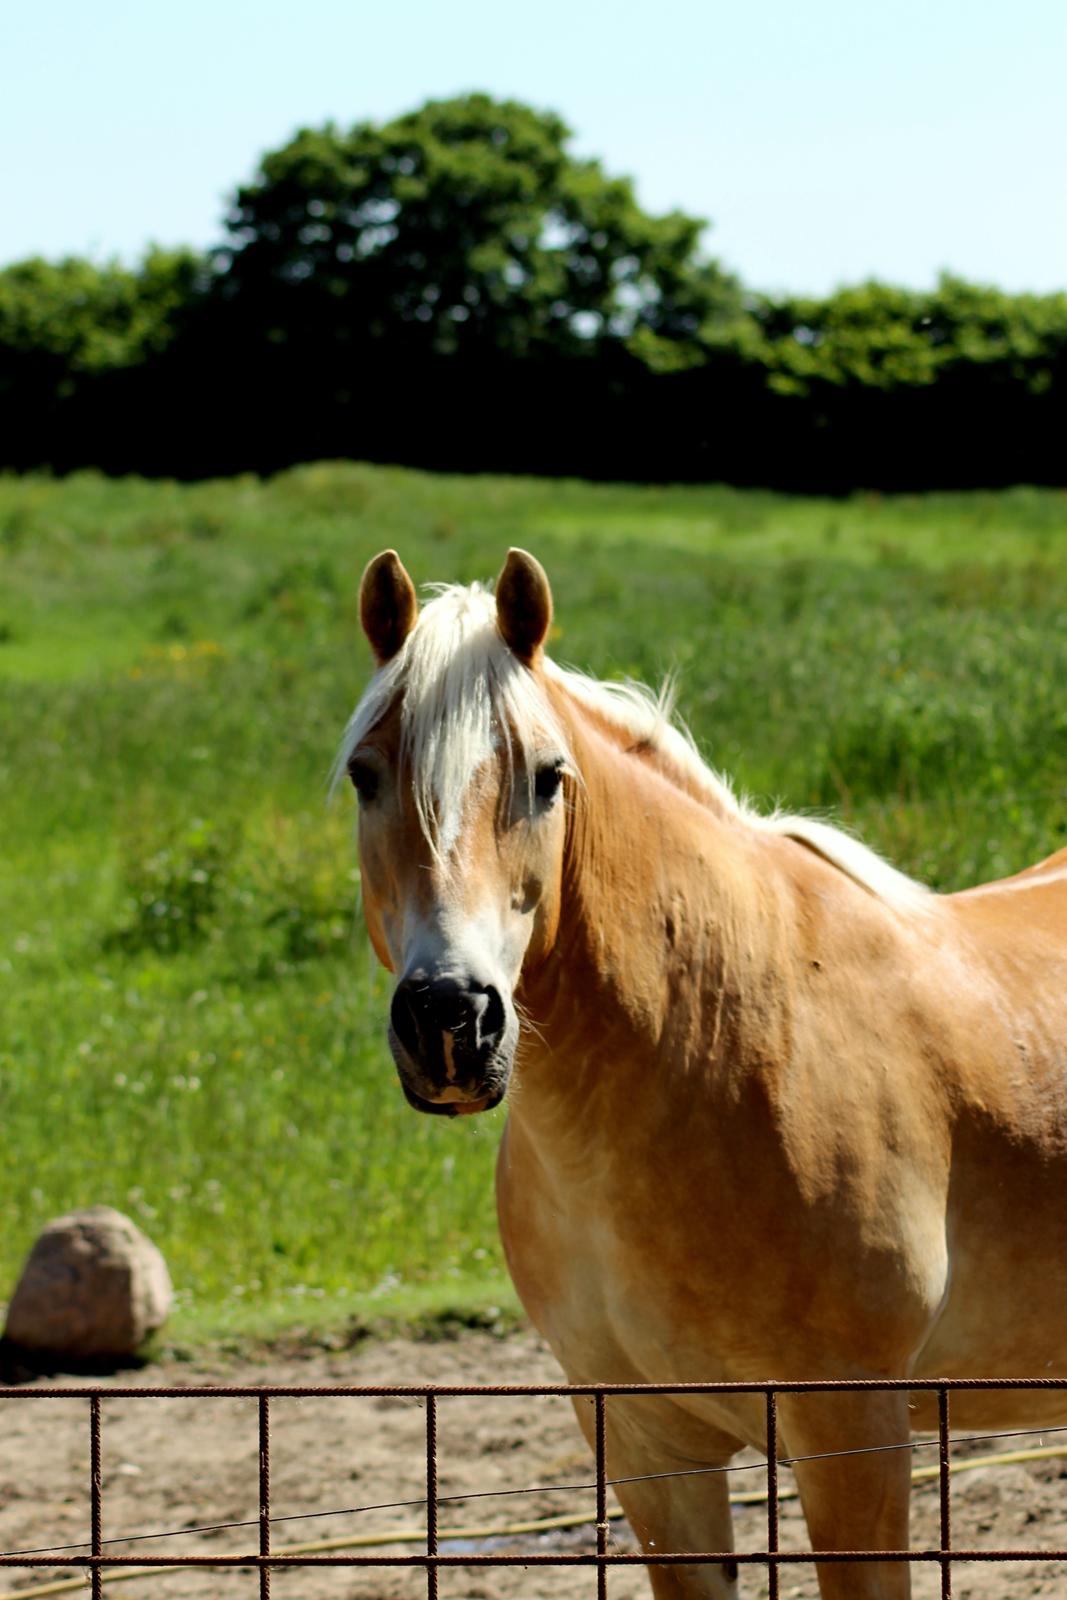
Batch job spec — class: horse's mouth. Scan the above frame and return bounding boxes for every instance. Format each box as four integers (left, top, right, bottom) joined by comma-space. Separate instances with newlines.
388, 1024, 510, 1117
400, 1080, 504, 1118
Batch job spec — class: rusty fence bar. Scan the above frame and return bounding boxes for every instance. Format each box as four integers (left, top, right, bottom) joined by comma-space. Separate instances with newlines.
3, 1549, 1067, 1567
939, 1385, 953, 1600
766, 1388, 779, 1600
258, 1393, 271, 1600
595, 1390, 608, 1600
0, 1377, 1064, 1591
3, 1376, 1067, 1396
425, 1390, 439, 1600
89, 1392, 102, 1600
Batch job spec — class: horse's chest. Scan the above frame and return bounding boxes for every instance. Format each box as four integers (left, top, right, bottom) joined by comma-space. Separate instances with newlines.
496, 1123, 758, 1380
496, 1102, 948, 1382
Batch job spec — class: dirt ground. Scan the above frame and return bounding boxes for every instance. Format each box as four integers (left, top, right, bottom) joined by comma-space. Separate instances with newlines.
0, 1328, 1065, 1600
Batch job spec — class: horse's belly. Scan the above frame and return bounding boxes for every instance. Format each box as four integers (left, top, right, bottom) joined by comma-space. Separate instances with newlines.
908, 1386, 1067, 1432
912, 1115, 1067, 1390
914, 1277, 1067, 1387
911, 1255, 1067, 1425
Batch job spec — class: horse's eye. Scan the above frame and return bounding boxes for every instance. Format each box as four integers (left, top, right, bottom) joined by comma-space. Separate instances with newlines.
533, 761, 564, 803
347, 756, 380, 802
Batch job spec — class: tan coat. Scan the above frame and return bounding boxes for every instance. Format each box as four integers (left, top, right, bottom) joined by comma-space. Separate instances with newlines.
352, 548, 1067, 1599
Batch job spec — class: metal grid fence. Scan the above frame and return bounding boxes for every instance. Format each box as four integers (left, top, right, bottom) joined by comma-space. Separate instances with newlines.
2, 1376, 1067, 1599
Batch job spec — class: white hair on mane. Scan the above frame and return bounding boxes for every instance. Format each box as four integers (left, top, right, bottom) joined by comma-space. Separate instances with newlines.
545, 660, 931, 912
336, 582, 931, 911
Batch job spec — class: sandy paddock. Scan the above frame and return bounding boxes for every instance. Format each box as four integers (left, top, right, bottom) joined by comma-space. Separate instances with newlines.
0, 1328, 1065, 1600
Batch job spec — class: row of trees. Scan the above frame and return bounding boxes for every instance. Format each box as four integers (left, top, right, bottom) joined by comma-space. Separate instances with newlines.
2, 95, 1064, 489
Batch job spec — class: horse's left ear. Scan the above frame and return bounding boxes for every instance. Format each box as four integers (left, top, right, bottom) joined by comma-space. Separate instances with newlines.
360, 550, 418, 665
495, 548, 553, 666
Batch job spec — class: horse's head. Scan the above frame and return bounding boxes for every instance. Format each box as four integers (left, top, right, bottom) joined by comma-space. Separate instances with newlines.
339, 548, 570, 1117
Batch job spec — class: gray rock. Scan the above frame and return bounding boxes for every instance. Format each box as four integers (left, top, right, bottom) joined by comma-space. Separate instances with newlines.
5, 1206, 172, 1358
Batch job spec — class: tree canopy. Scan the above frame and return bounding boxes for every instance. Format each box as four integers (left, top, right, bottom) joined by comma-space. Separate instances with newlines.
743, 277, 1067, 397
215, 93, 741, 359
0, 250, 198, 379
0, 92, 1063, 487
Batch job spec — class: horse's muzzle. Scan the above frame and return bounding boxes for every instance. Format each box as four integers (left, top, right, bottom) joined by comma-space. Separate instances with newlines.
388, 973, 512, 1115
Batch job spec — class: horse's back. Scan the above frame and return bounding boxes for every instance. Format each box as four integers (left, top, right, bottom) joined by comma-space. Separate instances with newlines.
943, 841, 1067, 1060
949, 841, 1067, 924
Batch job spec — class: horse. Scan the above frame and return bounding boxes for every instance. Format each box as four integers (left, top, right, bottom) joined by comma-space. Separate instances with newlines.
337, 546, 1067, 1598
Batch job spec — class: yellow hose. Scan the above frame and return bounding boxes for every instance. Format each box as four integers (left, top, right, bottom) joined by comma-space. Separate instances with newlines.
1, 1443, 1062, 1600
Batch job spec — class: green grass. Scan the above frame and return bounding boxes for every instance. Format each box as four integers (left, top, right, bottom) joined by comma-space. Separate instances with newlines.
1, 464, 1066, 1339
160, 1271, 523, 1357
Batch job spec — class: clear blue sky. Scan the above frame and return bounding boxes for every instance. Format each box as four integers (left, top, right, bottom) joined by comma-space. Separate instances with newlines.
4, 0, 1064, 296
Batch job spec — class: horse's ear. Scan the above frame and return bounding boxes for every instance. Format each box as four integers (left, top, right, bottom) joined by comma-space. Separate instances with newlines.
360, 550, 418, 665
495, 548, 553, 665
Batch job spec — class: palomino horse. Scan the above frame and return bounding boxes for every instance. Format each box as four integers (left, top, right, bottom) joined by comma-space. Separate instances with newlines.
339, 547, 1067, 1598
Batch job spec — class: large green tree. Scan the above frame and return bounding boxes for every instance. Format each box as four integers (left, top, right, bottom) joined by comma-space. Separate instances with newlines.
214, 93, 739, 360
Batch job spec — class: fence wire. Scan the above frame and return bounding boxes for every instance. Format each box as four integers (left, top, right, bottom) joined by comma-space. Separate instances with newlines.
1, 1377, 1067, 1598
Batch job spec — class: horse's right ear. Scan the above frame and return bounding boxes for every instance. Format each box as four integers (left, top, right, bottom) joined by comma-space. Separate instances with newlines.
360, 550, 418, 665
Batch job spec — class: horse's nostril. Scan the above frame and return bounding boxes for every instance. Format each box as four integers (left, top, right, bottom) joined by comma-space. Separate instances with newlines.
432, 990, 470, 1035
390, 982, 423, 1056
480, 984, 506, 1048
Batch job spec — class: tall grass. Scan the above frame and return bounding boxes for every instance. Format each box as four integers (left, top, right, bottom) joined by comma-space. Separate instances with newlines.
1, 465, 1065, 1331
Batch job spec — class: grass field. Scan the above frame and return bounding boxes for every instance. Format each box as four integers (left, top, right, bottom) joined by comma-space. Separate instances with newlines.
1, 464, 1065, 1340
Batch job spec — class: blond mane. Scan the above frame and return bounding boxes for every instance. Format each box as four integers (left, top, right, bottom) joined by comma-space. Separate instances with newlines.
336, 582, 930, 911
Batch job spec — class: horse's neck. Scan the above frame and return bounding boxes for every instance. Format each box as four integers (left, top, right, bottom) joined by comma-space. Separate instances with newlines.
517, 724, 798, 1108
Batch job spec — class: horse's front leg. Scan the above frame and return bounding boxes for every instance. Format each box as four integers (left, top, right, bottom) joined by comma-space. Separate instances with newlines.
572, 1395, 743, 1599
778, 1388, 913, 1600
